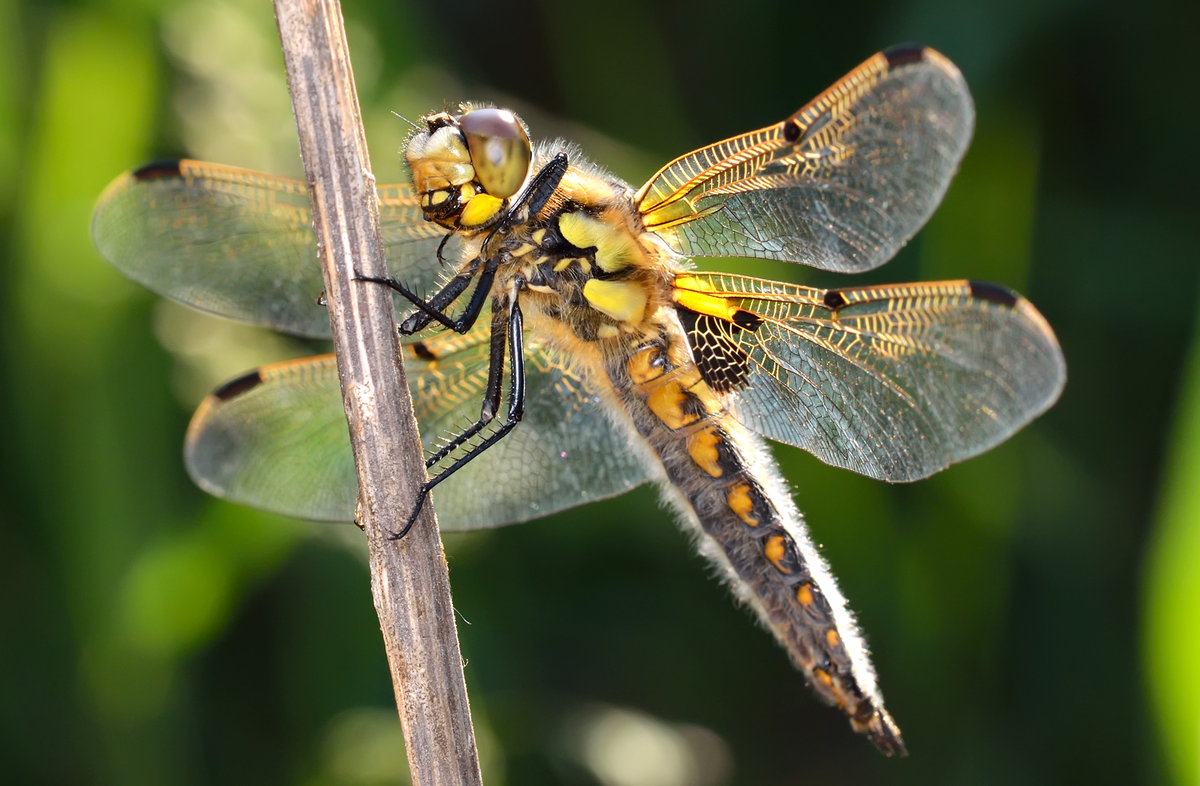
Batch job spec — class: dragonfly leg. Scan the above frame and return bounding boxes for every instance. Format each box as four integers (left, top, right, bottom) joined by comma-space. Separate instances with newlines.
391, 296, 525, 540
421, 304, 509, 468
397, 259, 485, 334
356, 244, 504, 336
354, 268, 471, 332
355, 152, 569, 336
512, 152, 568, 217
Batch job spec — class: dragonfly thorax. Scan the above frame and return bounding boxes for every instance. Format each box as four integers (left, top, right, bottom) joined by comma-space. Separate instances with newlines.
405, 107, 532, 233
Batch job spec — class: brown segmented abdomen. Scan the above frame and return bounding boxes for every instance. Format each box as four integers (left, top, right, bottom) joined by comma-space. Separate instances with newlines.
607, 339, 907, 755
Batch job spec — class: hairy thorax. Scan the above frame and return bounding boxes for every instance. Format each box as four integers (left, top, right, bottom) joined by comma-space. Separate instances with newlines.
483, 161, 687, 373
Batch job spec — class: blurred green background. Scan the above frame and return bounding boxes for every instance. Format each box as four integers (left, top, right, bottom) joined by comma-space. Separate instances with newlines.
2, 0, 1198, 784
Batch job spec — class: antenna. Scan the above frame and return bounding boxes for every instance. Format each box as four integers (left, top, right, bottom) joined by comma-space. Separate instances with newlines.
392, 111, 421, 130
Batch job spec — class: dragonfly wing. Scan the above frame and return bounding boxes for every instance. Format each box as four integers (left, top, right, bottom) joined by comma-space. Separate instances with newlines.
186, 354, 357, 520
411, 333, 650, 530
185, 332, 648, 527
673, 273, 1065, 481
92, 160, 447, 337
637, 46, 973, 273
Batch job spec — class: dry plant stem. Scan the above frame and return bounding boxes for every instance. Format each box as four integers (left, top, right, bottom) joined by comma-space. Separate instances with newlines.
273, 1, 483, 783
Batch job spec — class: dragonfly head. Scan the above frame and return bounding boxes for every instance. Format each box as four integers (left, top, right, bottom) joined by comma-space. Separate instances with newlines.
405, 106, 532, 232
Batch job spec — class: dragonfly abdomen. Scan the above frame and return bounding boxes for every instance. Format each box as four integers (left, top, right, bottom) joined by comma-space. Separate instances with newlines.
610, 340, 907, 755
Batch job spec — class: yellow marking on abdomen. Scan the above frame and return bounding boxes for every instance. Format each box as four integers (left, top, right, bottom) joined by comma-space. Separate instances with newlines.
627, 347, 664, 384
813, 668, 848, 708
675, 365, 724, 416
764, 534, 794, 575
727, 482, 759, 526
645, 379, 698, 430
797, 583, 814, 607
687, 426, 724, 478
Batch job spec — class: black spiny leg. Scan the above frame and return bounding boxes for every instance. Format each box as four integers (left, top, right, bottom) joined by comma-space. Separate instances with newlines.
398, 258, 481, 334
356, 262, 479, 334
422, 304, 509, 469
391, 296, 526, 540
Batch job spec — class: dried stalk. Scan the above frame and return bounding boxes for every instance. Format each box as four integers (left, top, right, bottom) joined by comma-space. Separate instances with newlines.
273, 1, 483, 783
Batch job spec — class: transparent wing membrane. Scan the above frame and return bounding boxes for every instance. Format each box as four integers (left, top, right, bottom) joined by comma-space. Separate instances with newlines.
637, 46, 974, 273
92, 160, 447, 337
412, 332, 649, 528
674, 273, 1066, 481
185, 336, 648, 528
185, 355, 358, 521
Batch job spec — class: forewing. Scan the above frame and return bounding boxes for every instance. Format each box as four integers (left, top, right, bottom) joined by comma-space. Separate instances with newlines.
674, 273, 1065, 481
185, 332, 647, 526
92, 160, 447, 337
637, 46, 974, 273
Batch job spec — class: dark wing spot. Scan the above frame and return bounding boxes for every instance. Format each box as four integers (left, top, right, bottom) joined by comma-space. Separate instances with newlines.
783, 119, 803, 143
409, 342, 436, 361
884, 44, 928, 69
823, 290, 849, 310
213, 370, 264, 401
131, 160, 184, 181
968, 280, 1019, 308
677, 307, 753, 395
732, 309, 763, 331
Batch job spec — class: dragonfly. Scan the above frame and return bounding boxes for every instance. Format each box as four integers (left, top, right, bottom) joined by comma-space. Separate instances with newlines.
92, 45, 1065, 755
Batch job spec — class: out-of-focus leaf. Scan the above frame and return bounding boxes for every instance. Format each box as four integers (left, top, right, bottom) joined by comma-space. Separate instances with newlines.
1145, 302, 1200, 786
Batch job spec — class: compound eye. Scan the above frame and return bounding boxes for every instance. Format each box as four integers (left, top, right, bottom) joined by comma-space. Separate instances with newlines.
460, 108, 531, 198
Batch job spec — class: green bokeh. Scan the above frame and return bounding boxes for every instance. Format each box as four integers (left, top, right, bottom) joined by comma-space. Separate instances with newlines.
1146, 302, 1200, 786
1, 0, 1197, 784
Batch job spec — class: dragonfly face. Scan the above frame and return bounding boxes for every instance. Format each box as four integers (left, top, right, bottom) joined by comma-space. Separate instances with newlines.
406, 107, 532, 230
91, 44, 1066, 755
